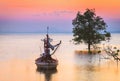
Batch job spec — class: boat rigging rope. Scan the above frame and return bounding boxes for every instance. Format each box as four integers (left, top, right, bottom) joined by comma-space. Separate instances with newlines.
51, 41, 61, 55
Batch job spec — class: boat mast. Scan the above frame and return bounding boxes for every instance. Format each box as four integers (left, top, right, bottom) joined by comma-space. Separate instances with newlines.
47, 26, 49, 35
46, 27, 50, 55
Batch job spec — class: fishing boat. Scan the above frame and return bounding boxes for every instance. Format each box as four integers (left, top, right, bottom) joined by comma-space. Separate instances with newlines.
35, 27, 61, 69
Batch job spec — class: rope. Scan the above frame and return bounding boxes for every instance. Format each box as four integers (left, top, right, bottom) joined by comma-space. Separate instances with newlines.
51, 44, 60, 55
51, 40, 61, 55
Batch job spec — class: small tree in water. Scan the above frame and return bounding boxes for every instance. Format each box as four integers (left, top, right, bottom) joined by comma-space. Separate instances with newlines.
72, 9, 111, 54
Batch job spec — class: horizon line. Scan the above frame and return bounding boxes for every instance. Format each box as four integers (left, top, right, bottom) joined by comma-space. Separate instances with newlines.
0, 31, 120, 35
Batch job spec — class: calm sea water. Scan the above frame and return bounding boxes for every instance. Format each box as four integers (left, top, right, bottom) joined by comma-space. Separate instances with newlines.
0, 33, 120, 81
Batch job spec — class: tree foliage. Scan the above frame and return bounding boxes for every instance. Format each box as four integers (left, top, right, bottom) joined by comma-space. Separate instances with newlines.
72, 9, 111, 53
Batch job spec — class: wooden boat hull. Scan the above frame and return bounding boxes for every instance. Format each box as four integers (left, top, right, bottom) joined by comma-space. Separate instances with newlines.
35, 62, 58, 69
35, 57, 58, 69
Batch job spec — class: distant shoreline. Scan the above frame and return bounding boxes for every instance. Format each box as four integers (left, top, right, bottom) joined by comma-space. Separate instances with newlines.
0, 32, 73, 35
0, 32, 119, 35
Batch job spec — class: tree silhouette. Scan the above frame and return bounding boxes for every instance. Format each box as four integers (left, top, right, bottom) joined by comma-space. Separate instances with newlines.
72, 9, 111, 53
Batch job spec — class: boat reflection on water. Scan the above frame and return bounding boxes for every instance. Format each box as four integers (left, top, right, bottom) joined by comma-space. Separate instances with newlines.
36, 68, 57, 81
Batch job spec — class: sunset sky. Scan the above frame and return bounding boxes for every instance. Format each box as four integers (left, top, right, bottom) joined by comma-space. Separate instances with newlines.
0, 0, 120, 33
